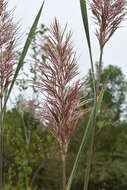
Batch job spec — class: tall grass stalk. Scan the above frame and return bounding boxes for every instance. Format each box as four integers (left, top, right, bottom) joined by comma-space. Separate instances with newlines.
0, 1, 44, 189
0, 97, 3, 189
62, 152, 66, 190
30, 19, 89, 190
0, 1, 18, 187
83, 0, 127, 189
84, 47, 103, 190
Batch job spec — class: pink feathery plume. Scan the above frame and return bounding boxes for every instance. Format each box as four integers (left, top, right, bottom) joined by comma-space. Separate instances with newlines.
32, 19, 88, 155
0, 0, 18, 97
89, 0, 127, 49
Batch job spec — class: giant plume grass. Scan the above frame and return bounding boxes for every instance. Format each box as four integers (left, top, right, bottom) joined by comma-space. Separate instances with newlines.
80, 0, 127, 189
31, 19, 89, 190
89, 0, 127, 93
0, 0, 18, 188
0, 0, 44, 188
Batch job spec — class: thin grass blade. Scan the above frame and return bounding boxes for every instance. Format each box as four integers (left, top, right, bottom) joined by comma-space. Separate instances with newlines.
80, 0, 95, 91
66, 87, 104, 190
3, 1, 45, 111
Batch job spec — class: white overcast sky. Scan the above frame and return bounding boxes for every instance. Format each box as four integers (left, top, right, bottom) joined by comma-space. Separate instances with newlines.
8, 0, 127, 77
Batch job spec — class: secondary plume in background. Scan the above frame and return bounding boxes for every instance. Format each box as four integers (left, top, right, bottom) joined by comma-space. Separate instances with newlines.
89, 0, 127, 49
0, 0, 18, 97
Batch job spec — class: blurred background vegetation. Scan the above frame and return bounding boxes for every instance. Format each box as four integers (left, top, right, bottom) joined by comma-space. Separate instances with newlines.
3, 24, 127, 190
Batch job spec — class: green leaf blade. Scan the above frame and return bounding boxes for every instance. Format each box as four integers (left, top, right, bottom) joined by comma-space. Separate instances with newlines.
80, 0, 95, 92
